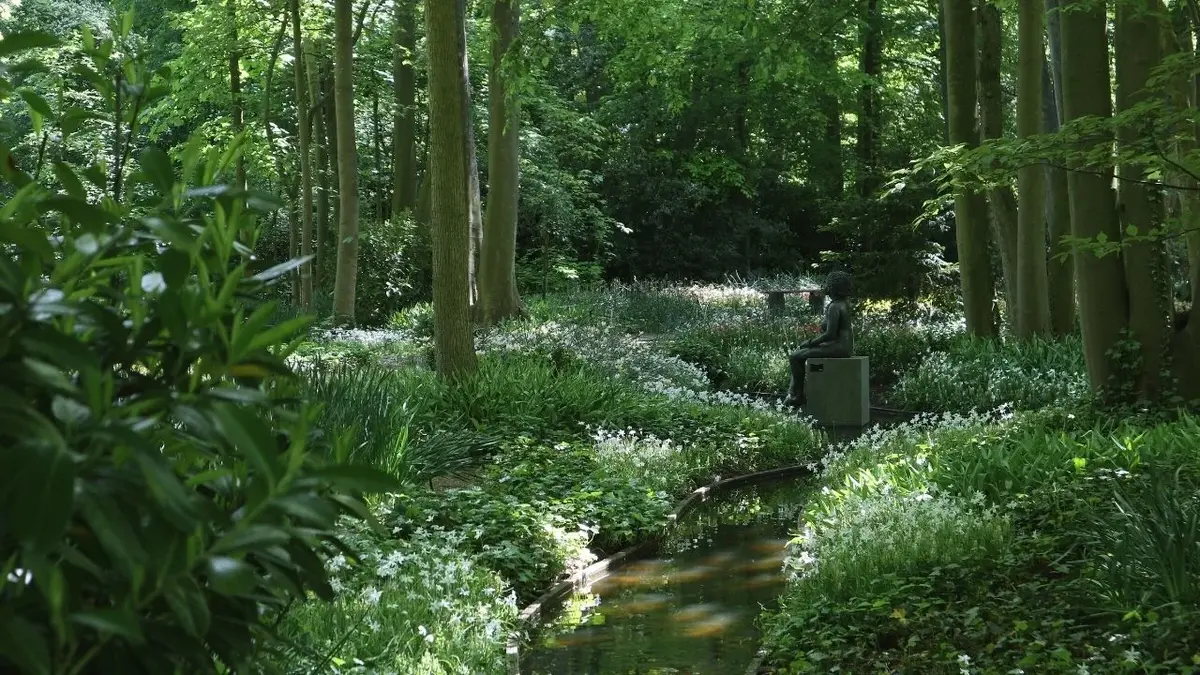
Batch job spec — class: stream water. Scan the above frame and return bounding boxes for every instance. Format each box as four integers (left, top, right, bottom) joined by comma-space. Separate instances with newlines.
520, 476, 811, 675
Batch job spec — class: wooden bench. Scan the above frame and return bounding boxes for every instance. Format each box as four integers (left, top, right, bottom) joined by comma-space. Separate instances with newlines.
764, 287, 824, 314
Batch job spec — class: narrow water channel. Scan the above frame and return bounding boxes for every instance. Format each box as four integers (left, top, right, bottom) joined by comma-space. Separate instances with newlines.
521, 476, 811, 675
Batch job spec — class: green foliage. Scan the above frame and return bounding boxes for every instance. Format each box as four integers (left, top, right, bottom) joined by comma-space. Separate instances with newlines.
0, 31, 396, 673
891, 334, 1089, 413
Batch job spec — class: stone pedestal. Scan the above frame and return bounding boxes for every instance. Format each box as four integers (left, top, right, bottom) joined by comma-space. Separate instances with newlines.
804, 356, 869, 427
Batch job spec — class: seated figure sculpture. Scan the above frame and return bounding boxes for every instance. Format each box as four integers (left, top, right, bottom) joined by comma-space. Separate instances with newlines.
784, 271, 854, 408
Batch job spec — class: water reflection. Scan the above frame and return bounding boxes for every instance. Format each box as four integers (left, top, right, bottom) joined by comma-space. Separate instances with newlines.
522, 478, 811, 675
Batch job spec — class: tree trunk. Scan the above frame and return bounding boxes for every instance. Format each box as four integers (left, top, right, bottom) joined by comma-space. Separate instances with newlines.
426, 0, 478, 377
856, 0, 883, 197
308, 43, 329, 293
1115, 0, 1172, 398
228, 0, 245, 189
324, 60, 341, 261
1060, 0, 1128, 393
331, 0, 359, 326
264, 10, 292, 300
813, 39, 844, 199
1045, 0, 1076, 336
943, 0, 996, 336
1042, 57, 1074, 336
480, 0, 525, 326
936, 0, 950, 144
464, 32, 483, 316
977, 1, 1019, 330
393, 0, 417, 218
1015, 0, 1051, 337
292, 0, 314, 308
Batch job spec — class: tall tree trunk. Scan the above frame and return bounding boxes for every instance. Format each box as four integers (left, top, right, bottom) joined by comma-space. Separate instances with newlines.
263, 9, 292, 301
1042, 57, 1074, 336
856, 0, 883, 197
426, 0, 478, 377
393, 0, 417, 218
331, 0, 359, 325
324, 60, 341, 262
308, 42, 329, 293
1060, 0, 1128, 393
1015, 0, 1051, 337
943, 0, 996, 336
481, 0, 525, 325
228, 0, 245, 188
1045, 0, 1076, 335
977, 1, 1019, 329
292, 0, 314, 308
1115, 0, 1171, 398
936, 0, 950, 144
462, 5, 483, 316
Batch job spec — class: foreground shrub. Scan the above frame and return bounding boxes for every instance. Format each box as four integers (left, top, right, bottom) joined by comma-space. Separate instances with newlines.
0, 128, 386, 675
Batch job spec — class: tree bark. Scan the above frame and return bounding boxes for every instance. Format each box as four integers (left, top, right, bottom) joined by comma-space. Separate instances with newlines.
228, 0, 245, 189
393, 0, 417, 218
292, 0, 314, 308
1060, 0, 1128, 393
856, 0, 883, 197
977, 1, 1019, 330
1116, 0, 1172, 398
331, 0, 360, 325
463, 18, 484, 316
481, 0, 525, 325
426, 0, 478, 377
943, 0, 996, 336
1015, 0, 1051, 337
308, 42, 329, 293
1045, 0, 1076, 336
324, 60, 341, 260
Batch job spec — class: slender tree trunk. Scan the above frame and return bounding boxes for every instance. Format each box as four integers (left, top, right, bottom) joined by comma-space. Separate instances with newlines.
1042, 57, 1074, 336
978, 1, 1019, 329
856, 0, 883, 197
943, 0, 996, 336
1045, 0, 1076, 335
307, 43, 329, 293
331, 0, 359, 325
324, 60, 341, 259
464, 45, 483, 314
1060, 0, 1128, 393
292, 0, 314, 308
1115, 0, 1171, 398
263, 10, 292, 300
481, 0, 525, 325
228, 0, 245, 188
1015, 0, 1050, 337
393, 0, 417, 218
426, 0, 478, 377
936, 0, 950, 144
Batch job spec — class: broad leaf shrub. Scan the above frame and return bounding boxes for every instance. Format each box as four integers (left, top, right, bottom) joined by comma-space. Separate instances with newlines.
759, 411, 1200, 673
0, 31, 390, 672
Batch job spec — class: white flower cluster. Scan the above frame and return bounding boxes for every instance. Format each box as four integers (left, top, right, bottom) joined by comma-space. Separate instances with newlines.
307, 526, 517, 675
479, 320, 711, 394
893, 349, 1089, 411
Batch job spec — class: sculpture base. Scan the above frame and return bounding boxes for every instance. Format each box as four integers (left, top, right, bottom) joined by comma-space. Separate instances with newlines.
804, 356, 869, 427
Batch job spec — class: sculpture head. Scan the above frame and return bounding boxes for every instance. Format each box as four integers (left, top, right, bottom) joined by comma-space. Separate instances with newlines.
824, 270, 853, 301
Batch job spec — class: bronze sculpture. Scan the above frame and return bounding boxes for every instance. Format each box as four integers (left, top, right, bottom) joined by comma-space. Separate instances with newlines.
784, 271, 854, 408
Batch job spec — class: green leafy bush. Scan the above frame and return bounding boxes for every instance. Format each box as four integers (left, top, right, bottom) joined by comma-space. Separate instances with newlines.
0, 29, 388, 673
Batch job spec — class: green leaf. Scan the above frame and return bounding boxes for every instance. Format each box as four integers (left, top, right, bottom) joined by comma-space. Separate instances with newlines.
165, 578, 211, 637
211, 525, 290, 555
159, 248, 191, 289
39, 195, 117, 225
0, 31, 60, 58
139, 146, 175, 196
247, 315, 313, 353
52, 162, 87, 199
78, 492, 148, 575
206, 556, 259, 596
252, 256, 314, 284
18, 88, 53, 119
132, 451, 199, 531
70, 609, 145, 643
4, 443, 74, 554
307, 465, 401, 494
0, 611, 51, 675
212, 404, 281, 488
